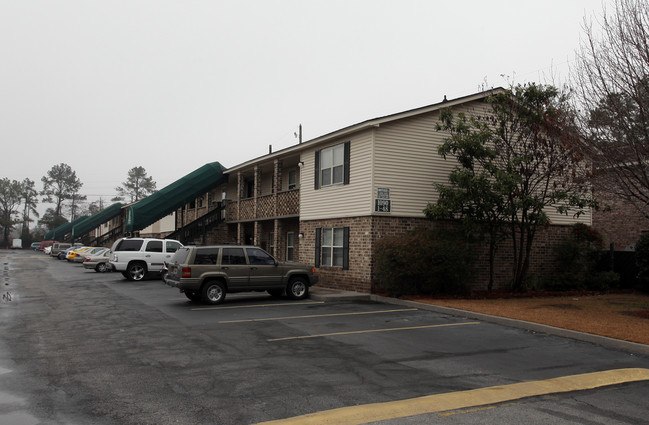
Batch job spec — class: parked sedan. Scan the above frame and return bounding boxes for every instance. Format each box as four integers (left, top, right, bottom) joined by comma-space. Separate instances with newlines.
74, 247, 107, 263
83, 249, 112, 272
58, 246, 77, 260
66, 246, 90, 262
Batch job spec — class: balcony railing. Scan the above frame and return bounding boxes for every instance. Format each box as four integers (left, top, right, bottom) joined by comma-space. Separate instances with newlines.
225, 189, 299, 222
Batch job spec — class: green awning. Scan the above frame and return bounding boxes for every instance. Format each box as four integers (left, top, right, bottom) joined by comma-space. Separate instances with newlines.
71, 203, 124, 239
44, 215, 89, 240
125, 162, 227, 232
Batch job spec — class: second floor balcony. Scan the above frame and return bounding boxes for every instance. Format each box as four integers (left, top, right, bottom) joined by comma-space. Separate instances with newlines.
225, 189, 299, 222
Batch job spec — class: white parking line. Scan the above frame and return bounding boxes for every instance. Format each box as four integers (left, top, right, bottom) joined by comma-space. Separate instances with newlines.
218, 308, 419, 324
268, 321, 480, 342
191, 301, 325, 311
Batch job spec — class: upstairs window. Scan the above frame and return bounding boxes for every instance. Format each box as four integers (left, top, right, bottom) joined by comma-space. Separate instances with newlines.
288, 170, 297, 190
245, 179, 254, 198
314, 141, 350, 189
321, 144, 344, 186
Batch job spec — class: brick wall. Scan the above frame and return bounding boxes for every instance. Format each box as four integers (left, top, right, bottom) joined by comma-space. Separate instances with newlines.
592, 187, 649, 250
301, 216, 579, 293
300, 217, 375, 293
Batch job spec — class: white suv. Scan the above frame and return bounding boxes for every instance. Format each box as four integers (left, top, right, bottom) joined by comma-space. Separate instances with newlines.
109, 237, 183, 281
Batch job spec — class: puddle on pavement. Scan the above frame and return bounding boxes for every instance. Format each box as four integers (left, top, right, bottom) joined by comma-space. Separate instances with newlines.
0, 411, 40, 425
0, 390, 25, 404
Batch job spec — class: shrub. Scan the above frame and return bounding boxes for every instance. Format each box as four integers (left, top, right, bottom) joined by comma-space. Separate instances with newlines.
373, 227, 476, 297
571, 222, 604, 248
543, 224, 619, 291
636, 232, 649, 292
586, 271, 620, 291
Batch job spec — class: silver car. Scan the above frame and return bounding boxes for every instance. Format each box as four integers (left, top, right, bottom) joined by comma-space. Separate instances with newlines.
82, 248, 112, 272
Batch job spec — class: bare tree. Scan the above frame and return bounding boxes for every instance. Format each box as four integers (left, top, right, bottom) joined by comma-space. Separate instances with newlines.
572, 0, 649, 215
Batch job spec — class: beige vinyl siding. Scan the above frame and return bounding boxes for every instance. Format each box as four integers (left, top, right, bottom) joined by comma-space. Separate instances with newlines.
300, 130, 374, 220
372, 100, 591, 225
545, 206, 591, 225
373, 107, 466, 217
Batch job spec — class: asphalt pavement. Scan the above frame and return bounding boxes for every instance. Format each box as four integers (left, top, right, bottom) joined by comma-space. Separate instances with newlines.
2, 250, 649, 425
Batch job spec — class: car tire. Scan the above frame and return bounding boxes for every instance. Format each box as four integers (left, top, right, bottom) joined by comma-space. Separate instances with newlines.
201, 280, 226, 305
126, 262, 147, 281
267, 289, 283, 298
287, 278, 309, 300
184, 291, 201, 302
96, 263, 108, 273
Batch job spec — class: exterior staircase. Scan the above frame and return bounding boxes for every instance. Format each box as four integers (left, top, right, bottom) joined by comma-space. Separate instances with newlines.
166, 203, 225, 245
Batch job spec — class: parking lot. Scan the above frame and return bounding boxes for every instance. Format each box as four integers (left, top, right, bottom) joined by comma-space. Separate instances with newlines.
2, 250, 649, 424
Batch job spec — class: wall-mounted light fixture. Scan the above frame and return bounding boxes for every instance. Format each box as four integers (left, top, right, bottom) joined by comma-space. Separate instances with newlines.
298, 233, 304, 238
297, 161, 304, 168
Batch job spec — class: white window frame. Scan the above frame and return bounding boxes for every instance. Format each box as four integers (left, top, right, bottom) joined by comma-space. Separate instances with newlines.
269, 232, 275, 256
320, 144, 345, 187
321, 227, 344, 267
288, 170, 297, 190
286, 232, 295, 261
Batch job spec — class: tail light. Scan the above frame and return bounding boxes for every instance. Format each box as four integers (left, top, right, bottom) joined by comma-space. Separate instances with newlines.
182, 267, 192, 278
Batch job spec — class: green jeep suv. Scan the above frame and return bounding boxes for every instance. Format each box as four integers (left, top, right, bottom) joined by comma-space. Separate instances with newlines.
164, 245, 318, 304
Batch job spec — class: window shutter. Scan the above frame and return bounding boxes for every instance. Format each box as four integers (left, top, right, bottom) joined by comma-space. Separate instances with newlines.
314, 150, 320, 190
342, 226, 350, 270
315, 228, 321, 267
343, 141, 350, 185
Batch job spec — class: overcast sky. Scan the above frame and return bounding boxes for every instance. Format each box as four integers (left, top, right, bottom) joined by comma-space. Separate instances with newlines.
1, 0, 610, 217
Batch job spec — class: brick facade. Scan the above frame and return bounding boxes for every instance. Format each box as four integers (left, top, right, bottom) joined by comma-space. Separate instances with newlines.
592, 187, 649, 251
300, 215, 576, 293
299, 217, 375, 293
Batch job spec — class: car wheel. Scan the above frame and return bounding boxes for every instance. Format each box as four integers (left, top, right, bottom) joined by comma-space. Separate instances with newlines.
287, 278, 309, 300
96, 263, 108, 273
184, 291, 201, 302
126, 262, 147, 281
201, 280, 226, 305
121, 271, 130, 279
160, 270, 168, 283
267, 289, 283, 298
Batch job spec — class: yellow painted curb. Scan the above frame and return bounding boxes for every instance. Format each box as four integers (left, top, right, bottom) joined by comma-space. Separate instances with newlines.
254, 368, 649, 425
